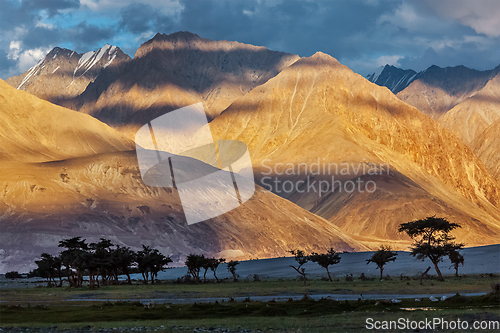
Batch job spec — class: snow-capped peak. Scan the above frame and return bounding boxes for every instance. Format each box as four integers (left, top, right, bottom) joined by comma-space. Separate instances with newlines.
74, 44, 119, 76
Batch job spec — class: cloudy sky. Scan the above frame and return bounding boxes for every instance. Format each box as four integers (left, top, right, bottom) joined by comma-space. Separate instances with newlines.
1, 0, 500, 79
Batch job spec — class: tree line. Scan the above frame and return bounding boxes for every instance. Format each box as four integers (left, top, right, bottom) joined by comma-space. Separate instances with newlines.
33, 237, 172, 287
31, 237, 237, 288
289, 216, 465, 282
29, 216, 465, 287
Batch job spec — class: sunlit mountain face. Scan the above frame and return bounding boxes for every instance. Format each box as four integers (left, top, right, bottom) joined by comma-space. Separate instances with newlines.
1, 32, 499, 273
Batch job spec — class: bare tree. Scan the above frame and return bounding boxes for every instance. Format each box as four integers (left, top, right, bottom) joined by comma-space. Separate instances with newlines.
288, 249, 308, 285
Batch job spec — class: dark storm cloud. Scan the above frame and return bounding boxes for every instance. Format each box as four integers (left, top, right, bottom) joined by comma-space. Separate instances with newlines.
0, 0, 30, 30
7, 15, 115, 52
22, 0, 81, 17
163, 0, 499, 73
119, 3, 174, 34
2, 0, 500, 80
131, 0, 393, 68
68, 22, 116, 49
21, 26, 63, 50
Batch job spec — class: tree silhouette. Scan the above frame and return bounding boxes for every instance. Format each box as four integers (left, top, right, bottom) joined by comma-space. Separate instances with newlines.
58, 237, 88, 287
150, 249, 172, 284
227, 260, 239, 282
112, 245, 136, 285
448, 250, 465, 277
208, 257, 226, 282
185, 254, 206, 282
201, 256, 211, 281
35, 253, 57, 287
399, 216, 464, 281
89, 238, 114, 286
366, 246, 398, 280
309, 248, 341, 281
136, 245, 171, 284
288, 249, 309, 285
35, 237, 167, 288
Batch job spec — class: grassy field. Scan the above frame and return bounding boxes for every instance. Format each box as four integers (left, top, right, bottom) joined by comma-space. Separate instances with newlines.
1, 275, 499, 331
0, 274, 498, 304
1, 295, 499, 332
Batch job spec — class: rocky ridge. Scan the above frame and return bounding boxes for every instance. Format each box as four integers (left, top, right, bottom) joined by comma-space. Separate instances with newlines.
6, 45, 130, 104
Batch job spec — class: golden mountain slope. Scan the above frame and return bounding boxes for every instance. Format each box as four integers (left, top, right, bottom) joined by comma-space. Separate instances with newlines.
208, 53, 500, 247
438, 73, 500, 145
471, 119, 500, 179
0, 76, 363, 273
0, 79, 132, 162
0, 152, 364, 273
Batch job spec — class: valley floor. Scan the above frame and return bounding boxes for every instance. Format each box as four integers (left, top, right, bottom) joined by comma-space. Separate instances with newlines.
1, 245, 499, 332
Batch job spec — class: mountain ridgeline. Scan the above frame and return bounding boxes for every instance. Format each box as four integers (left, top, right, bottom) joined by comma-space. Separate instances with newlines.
6, 45, 130, 104
62, 32, 299, 135
366, 65, 420, 94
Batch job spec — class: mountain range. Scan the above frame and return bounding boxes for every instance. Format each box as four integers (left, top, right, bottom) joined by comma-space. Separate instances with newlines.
366, 65, 420, 94
0, 78, 363, 273
63, 32, 297, 137
6, 45, 130, 105
368, 63, 500, 179
1, 32, 499, 273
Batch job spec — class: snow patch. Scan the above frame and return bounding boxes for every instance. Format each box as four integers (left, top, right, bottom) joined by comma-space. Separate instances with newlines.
68, 44, 116, 88
85, 44, 111, 71
76, 51, 95, 71
17, 59, 43, 89
407, 73, 418, 84
370, 66, 385, 83
104, 45, 118, 68
51, 66, 60, 74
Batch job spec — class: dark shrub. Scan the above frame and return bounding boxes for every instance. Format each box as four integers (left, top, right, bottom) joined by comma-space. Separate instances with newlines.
5, 271, 22, 279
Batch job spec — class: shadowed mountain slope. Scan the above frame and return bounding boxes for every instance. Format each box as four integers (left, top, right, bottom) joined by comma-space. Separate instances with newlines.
397, 64, 499, 119
0, 152, 364, 273
366, 65, 420, 94
65, 32, 299, 134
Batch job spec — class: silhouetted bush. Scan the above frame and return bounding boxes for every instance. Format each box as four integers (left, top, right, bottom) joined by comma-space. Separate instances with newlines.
5, 271, 22, 279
